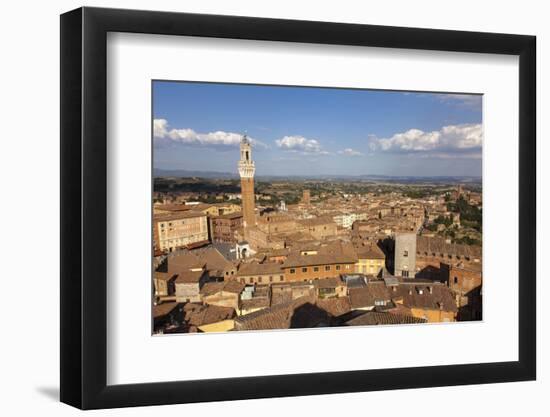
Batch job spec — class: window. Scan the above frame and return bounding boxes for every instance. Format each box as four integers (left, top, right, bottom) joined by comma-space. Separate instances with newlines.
302, 267, 308, 273
249, 277, 254, 283
280, 276, 284, 281
403, 250, 408, 257
258, 277, 262, 283
454, 276, 458, 284
313, 267, 319, 272
325, 265, 331, 271
269, 276, 273, 282
345, 265, 350, 269
402, 270, 409, 277
336, 265, 341, 271
290, 269, 296, 274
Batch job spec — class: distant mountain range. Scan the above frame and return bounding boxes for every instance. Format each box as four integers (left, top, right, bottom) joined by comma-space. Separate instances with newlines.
154, 168, 238, 179
154, 168, 481, 184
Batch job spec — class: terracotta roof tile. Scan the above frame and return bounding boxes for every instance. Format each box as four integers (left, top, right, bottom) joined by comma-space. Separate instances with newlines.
185, 304, 235, 327
153, 302, 180, 319
345, 311, 427, 326
316, 297, 351, 317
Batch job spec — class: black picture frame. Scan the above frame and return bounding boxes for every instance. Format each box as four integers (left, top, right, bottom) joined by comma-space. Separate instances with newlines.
60, 6, 536, 410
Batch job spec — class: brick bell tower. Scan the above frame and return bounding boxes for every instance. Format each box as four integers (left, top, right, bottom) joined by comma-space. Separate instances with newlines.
238, 134, 256, 233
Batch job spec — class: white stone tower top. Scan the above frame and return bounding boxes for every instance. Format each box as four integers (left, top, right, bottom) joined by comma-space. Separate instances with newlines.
238, 134, 255, 179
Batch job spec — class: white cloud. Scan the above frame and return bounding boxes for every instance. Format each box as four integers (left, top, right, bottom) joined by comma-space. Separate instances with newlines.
275, 135, 328, 154
153, 119, 266, 148
338, 148, 363, 156
369, 123, 482, 158
153, 118, 169, 138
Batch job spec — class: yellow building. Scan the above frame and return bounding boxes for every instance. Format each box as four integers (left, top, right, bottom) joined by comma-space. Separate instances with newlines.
197, 319, 235, 333
354, 243, 386, 276
409, 307, 456, 323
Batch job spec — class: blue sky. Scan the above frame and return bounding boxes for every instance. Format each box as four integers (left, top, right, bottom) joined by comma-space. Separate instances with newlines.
153, 81, 482, 177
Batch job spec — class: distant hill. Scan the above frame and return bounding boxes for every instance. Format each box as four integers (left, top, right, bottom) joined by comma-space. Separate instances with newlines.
153, 168, 481, 184
153, 168, 237, 179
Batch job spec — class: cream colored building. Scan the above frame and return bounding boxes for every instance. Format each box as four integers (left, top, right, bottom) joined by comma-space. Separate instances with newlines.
154, 211, 209, 252
354, 243, 386, 276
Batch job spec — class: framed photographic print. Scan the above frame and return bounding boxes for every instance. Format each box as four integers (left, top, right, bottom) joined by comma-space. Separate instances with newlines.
60, 6, 536, 410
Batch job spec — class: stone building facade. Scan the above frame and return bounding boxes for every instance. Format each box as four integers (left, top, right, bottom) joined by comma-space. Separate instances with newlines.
441, 262, 482, 321
394, 232, 417, 278
211, 212, 243, 243
174, 266, 209, 303
282, 254, 356, 282
154, 211, 209, 252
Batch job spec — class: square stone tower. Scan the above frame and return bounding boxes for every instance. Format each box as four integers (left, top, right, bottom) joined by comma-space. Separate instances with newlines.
394, 232, 417, 278
238, 134, 256, 233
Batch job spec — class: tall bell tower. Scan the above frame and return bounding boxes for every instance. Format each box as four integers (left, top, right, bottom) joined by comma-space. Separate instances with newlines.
238, 134, 256, 232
